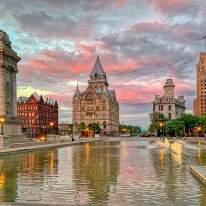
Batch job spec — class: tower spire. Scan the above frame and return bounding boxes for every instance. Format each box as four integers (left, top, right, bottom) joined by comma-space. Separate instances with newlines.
90, 56, 105, 77
75, 83, 80, 96
202, 35, 206, 52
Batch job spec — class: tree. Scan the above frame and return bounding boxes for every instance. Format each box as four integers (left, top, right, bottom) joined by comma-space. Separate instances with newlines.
119, 124, 141, 136
179, 114, 198, 134
148, 112, 168, 136
166, 120, 185, 137
78, 122, 86, 133
88, 123, 101, 134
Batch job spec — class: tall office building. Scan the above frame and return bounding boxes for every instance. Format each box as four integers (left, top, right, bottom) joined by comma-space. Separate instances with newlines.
194, 52, 206, 116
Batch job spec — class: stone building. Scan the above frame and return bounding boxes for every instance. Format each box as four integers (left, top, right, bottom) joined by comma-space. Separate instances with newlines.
58, 122, 73, 135
0, 30, 23, 139
193, 52, 206, 116
151, 79, 186, 121
72, 57, 119, 136
17, 92, 58, 138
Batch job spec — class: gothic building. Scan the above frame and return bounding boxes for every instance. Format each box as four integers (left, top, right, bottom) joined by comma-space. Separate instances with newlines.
72, 57, 119, 136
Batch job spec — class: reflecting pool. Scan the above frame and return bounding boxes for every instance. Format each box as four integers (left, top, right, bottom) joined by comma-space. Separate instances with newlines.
0, 140, 206, 205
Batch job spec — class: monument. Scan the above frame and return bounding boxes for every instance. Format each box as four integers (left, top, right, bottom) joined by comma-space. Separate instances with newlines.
0, 30, 24, 143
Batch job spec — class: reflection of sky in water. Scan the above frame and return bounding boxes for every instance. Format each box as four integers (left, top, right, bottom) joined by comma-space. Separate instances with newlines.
0, 141, 204, 205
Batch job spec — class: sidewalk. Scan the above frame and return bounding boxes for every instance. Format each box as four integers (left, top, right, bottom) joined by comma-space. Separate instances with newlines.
0, 138, 103, 157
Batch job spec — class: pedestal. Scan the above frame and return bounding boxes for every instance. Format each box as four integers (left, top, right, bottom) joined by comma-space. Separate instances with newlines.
2, 119, 26, 144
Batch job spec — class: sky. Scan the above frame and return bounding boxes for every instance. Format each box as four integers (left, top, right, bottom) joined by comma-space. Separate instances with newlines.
0, 0, 205, 128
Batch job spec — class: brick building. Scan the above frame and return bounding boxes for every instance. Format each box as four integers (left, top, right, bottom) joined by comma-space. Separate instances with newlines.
17, 92, 58, 138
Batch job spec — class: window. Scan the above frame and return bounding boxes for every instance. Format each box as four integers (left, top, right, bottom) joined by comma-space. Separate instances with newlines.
168, 113, 172, 119
158, 105, 163, 111
96, 106, 100, 111
168, 105, 171, 111
95, 73, 98, 78
159, 114, 164, 119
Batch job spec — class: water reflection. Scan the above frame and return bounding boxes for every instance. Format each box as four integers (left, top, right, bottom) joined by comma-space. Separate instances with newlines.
72, 142, 120, 204
0, 141, 205, 205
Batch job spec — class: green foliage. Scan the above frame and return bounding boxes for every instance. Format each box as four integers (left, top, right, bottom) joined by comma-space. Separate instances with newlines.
166, 120, 185, 137
148, 112, 167, 134
119, 124, 141, 136
148, 122, 156, 133
179, 114, 198, 133
88, 123, 101, 134
78, 122, 86, 132
198, 115, 206, 132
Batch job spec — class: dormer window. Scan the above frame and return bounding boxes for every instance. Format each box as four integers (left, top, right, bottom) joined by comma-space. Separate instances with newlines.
95, 73, 98, 78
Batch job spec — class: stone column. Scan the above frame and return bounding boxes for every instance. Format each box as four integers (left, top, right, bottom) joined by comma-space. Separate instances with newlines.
12, 70, 17, 118
0, 64, 6, 117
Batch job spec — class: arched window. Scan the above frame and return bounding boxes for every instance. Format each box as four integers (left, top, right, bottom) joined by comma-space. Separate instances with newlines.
95, 73, 98, 78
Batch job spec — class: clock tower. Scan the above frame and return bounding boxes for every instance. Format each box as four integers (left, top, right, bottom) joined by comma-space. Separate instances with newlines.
163, 79, 175, 97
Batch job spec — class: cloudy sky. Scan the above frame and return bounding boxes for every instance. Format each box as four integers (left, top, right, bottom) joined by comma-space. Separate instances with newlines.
0, 0, 205, 128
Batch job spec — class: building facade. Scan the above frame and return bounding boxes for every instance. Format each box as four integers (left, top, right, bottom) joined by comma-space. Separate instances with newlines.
72, 57, 119, 136
0, 30, 23, 137
151, 79, 185, 121
193, 52, 206, 116
58, 122, 73, 135
17, 93, 58, 137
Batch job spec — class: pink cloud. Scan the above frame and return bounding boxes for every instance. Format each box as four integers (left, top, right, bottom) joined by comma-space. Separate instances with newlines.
145, 0, 194, 13
115, 79, 194, 104
130, 21, 168, 33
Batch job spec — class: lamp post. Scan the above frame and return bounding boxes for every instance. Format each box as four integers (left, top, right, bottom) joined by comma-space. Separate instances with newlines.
49, 122, 54, 134
0, 118, 5, 135
197, 126, 201, 138
159, 122, 163, 138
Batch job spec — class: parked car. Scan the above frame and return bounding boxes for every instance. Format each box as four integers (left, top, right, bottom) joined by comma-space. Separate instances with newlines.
140, 133, 150, 137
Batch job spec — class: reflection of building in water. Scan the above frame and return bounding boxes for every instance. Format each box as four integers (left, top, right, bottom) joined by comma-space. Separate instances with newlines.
0, 158, 19, 202
72, 142, 120, 203
151, 150, 179, 202
16, 150, 58, 202
171, 143, 183, 165
21, 150, 58, 175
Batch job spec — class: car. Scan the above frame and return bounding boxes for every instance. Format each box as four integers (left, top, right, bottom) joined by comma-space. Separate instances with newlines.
140, 133, 150, 137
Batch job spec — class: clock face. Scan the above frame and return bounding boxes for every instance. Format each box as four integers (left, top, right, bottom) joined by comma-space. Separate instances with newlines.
166, 88, 172, 95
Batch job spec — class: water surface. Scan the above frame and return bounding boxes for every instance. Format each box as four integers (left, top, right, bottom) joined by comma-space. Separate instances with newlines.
0, 140, 205, 205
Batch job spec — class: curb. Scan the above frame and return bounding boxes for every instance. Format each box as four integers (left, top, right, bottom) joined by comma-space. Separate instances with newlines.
190, 165, 206, 185
0, 139, 102, 157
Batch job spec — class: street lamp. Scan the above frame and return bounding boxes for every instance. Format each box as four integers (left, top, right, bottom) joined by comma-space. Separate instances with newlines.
0, 118, 5, 135
49, 122, 54, 134
159, 122, 164, 138
197, 126, 202, 137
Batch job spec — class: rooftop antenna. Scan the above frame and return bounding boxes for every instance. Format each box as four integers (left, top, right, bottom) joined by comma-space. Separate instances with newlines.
202, 35, 206, 52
